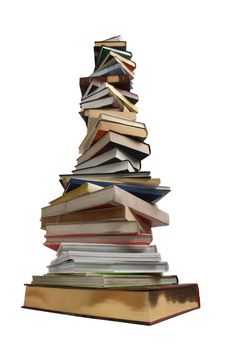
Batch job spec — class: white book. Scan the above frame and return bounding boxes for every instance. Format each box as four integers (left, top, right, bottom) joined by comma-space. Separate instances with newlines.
48, 260, 169, 274
57, 243, 158, 255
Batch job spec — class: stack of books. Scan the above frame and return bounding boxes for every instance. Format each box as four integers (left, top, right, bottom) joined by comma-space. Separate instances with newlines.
23, 36, 200, 325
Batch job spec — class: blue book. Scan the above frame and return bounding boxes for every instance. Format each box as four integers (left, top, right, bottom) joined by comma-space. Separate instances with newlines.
63, 178, 170, 204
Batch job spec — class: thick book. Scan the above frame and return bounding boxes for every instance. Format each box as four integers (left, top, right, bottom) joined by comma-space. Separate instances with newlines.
23, 283, 200, 325
45, 220, 150, 237
79, 75, 132, 95
76, 131, 151, 164
41, 185, 169, 227
41, 206, 137, 229
74, 148, 141, 172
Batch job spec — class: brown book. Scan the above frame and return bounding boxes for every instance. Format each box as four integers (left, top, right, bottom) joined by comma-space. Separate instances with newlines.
41, 206, 141, 229
79, 75, 131, 95
41, 185, 169, 227
22, 283, 200, 325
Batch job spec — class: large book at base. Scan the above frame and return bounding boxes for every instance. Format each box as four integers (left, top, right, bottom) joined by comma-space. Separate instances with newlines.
23, 284, 200, 325
22, 35, 200, 325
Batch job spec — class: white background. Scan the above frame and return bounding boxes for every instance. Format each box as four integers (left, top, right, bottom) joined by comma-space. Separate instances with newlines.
0, 0, 233, 348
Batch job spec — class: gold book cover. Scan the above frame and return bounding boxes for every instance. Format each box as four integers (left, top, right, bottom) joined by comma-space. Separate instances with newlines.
23, 284, 200, 325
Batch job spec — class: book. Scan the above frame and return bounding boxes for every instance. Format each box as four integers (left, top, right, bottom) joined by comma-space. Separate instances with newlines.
79, 75, 132, 95
44, 211, 151, 242
47, 260, 168, 274
31, 273, 178, 288
74, 148, 141, 171
41, 206, 138, 229
57, 242, 158, 255
79, 114, 147, 154
50, 243, 160, 264
23, 284, 200, 325
80, 95, 124, 110
49, 182, 103, 206
41, 185, 169, 227
45, 220, 150, 237
72, 160, 137, 175
94, 38, 127, 48
44, 233, 153, 250
76, 131, 151, 164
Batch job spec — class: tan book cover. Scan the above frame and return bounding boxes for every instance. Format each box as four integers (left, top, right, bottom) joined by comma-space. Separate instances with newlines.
41, 185, 169, 227
41, 206, 141, 229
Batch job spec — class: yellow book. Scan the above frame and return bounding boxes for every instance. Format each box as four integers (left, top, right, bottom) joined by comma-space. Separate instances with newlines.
49, 182, 103, 205
106, 83, 138, 113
